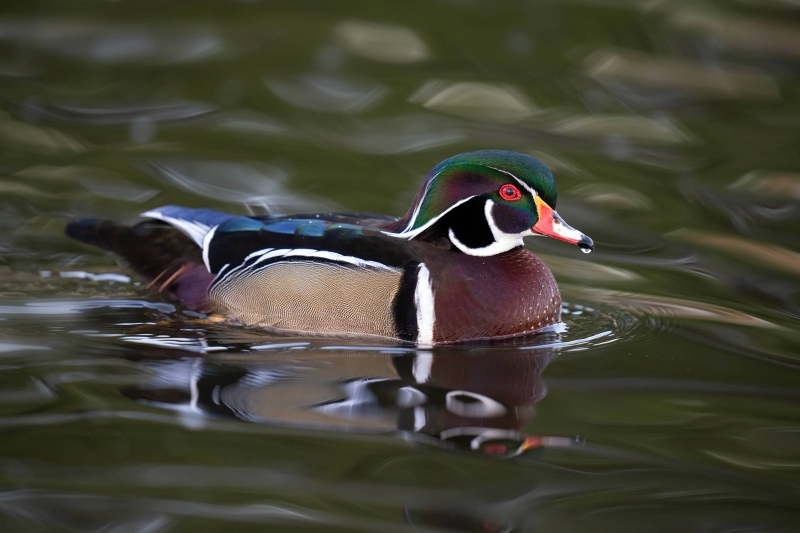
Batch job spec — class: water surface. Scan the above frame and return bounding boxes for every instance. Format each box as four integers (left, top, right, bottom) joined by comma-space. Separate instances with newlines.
1, 1, 799, 531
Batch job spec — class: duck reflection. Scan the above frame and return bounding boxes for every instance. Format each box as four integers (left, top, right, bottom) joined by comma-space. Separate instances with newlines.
123, 334, 576, 458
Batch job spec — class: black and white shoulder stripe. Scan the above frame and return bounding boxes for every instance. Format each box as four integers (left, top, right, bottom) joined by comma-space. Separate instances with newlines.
210, 247, 400, 291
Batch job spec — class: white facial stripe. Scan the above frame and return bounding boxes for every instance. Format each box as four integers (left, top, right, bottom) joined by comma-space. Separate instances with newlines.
384, 195, 477, 240
448, 228, 523, 256
401, 167, 448, 232
402, 191, 426, 233
141, 210, 211, 247
446, 200, 525, 257
414, 264, 435, 345
485, 200, 505, 242
484, 165, 538, 199
485, 200, 534, 237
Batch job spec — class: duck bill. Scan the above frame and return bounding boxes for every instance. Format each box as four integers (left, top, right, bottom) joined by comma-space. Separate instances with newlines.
532, 196, 594, 252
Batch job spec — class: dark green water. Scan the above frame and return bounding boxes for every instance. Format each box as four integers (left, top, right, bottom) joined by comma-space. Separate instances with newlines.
1, 1, 799, 531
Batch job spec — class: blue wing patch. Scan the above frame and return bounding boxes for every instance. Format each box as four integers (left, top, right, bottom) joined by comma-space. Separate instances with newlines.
259, 218, 354, 238
145, 206, 233, 228
217, 216, 268, 233
261, 219, 327, 235
141, 205, 235, 246
143, 205, 375, 249
295, 223, 327, 237
325, 223, 366, 239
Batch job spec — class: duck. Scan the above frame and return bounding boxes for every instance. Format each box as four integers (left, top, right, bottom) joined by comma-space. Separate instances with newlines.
65, 150, 593, 345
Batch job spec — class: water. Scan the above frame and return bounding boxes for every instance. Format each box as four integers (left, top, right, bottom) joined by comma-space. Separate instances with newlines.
1, 1, 799, 531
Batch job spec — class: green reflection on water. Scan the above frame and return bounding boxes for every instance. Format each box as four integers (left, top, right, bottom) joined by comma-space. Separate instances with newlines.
0, 0, 799, 531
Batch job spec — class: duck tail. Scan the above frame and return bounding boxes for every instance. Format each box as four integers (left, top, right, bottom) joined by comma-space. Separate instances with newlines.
65, 218, 215, 312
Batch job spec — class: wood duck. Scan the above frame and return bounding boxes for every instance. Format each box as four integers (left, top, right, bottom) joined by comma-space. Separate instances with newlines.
66, 150, 593, 344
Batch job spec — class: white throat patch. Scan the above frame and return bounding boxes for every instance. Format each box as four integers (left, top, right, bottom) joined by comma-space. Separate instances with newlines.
448, 200, 525, 256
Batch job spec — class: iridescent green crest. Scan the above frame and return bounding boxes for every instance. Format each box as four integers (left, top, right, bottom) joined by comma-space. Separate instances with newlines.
404, 150, 558, 232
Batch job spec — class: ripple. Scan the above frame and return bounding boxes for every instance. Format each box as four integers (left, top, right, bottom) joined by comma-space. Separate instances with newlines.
143, 159, 334, 212
669, 229, 800, 277
13, 165, 159, 203
669, 8, 800, 60
0, 341, 51, 354
335, 20, 431, 63
121, 335, 227, 353
265, 73, 387, 113
0, 112, 86, 154
729, 170, 800, 200
541, 254, 642, 282
584, 49, 779, 100
568, 183, 655, 211
0, 299, 174, 317
409, 80, 538, 121
59, 271, 131, 283
553, 300, 643, 355
568, 286, 777, 329
0, 19, 224, 64
309, 114, 463, 154
19, 99, 217, 125
543, 113, 693, 144
0, 490, 334, 531
212, 110, 290, 138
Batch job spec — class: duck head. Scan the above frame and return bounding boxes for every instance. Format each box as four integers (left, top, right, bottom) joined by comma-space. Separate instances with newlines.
388, 150, 594, 256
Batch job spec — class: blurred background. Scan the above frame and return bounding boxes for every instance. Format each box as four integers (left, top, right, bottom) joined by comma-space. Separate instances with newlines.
0, 1, 799, 531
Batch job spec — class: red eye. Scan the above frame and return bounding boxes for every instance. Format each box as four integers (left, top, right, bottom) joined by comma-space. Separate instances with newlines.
499, 184, 522, 201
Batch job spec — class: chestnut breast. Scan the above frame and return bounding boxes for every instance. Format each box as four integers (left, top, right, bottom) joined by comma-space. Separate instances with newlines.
425, 247, 561, 343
